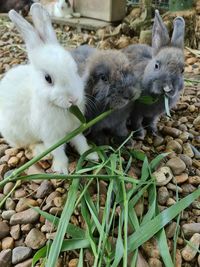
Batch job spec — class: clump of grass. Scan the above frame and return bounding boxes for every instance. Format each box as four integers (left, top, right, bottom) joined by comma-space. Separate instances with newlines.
0, 107, 199, 267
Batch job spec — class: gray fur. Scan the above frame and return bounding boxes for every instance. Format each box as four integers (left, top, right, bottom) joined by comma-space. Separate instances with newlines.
71, 45, 140, 145
123, 12, 185, 138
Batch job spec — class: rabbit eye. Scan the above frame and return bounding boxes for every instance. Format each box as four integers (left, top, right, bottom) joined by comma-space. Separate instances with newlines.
45, 74, 53, 85
154, 62, 160, 70
100, 74, 108, 82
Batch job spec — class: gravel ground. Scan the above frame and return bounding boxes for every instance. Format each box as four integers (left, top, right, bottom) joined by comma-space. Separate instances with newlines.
0, 16, 200, 267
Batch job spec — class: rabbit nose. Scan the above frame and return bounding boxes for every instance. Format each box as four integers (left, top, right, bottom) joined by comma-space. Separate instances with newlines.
163, 85, 172, 93
69, 97, 78, 105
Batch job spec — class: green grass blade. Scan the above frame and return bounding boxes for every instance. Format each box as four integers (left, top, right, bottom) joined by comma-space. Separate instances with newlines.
150, 153, 168, 171
156, 229, 174, 267
78, 249, 84, 267
31, 207, 85, 239
128, 188, 200, 251
164, 95, 171, 117
69, 105, 86, 123
45, 179, 80, 267
32, 245, 48, 267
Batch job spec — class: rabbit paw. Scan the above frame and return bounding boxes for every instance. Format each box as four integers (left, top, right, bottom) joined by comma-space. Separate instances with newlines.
51, 160, 69, 174
86, 151, 99, 162
30, 144, 52, 160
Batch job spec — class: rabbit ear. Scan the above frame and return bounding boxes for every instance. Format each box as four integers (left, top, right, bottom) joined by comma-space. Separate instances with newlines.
152, 10, 170, 55
9, 9, 42, 50
30, 3, 58, 44
171, 17, 185, 49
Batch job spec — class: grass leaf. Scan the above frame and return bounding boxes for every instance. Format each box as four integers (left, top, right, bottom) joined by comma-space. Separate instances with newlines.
164, 95, 171, 117
69, 105, 86, 123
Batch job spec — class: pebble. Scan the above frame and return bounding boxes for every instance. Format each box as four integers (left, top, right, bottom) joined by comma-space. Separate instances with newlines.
166, 198, 176, 206
148, 258, 162, 267
153, 166, 173, 186
166, 157, 186, 175
10, 225, 21, 240
10, 208, 39, 225
182, 223, 200, 236
183, 143, 194, 158
15, 258, 33, 267
25, 228, 46, 249
0, 249, 12, 267
175, 249, 182, 267
179, 154, 192, 167
166, 222, 177, 238
162, 126, 181, 138
2, 237, 14, 250
0, 222, 10, 239
0, 164, 9, 179
173, 173, 188, 184
188, 175, 200, 185
15, 198, 38, 212
192, 201, 200, 209
5, 148, 19, 157
142, 240, 160, 258
8, 156, 19, 167
36, 180, 53, 199
68, 258, 79, 267
153, 136, 164, 147
179, 132, 190, 142
136, 251, 149, 267
181, 233, 200, 261
2, 210, 16, 220
181, 184, 196, 194
0, 144, 9, 157
3, 182, 15, 195
166, 140, 182, 153
5, 198, 16, 210
193, 115, 200, 126
12, 246, 32, 265
157, 187, 169, 205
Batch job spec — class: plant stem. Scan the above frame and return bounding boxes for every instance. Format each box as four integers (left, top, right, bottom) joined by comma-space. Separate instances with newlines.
0, 110, 112, 188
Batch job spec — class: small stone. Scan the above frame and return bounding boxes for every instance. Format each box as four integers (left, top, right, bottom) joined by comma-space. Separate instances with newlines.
25, 228, 46, 249
162, 126, 181, 138
148, 258, 162, 267
183, 143, 194, 158
153, 166, 173, 186
153, 136, 164, 147
53, 197, 64, 208
5, 198, 16, 210
2, 210, 16, 220
166, 198, 176, 206
136, 251, 149, 267
46, 191, 61, 203
182, 223, 200, 236
181, 233, 200, 261
15, 258, 33, 267
10, 208, 39, 225
12, 246, 32, 265
26, 164, 45, 176
134, 199, 144, 217
166, 140, 182, 154
175, 249, 182, 267
167, 183, 183, 193
179, 132, 190, 142
2, 237, 14, 250
3, 182, 15, 195
198, 254, 200, 266
0, 222, 10, 239
36, 180, 53, 198
68, 258, 79, 267
179, 154, 192, 167
181, 184, 196, 194
142, 240, 160, 258
157, 187, 169, 205
0, 164, 9, 179
0, 144, 9, 157
49, 207, 62, 216
166, 157, 186, 175
173, 173, 188, 184
5, 148, 19, 156
166, 222, 177, 238
21, 224, 32, 234
14, 188, 27, 198
8, 156, 19, 167
0, 249, 12, 267
16, 198, 38, 212
192, 201, 200, 209
10, 225, 21, 240
188, 105, 196, 112
188, 176, 200, 185
193, 115, 200, 126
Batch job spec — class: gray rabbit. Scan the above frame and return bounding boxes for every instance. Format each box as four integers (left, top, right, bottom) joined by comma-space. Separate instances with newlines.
123, 11, 185, 139
71, 46, 140, 145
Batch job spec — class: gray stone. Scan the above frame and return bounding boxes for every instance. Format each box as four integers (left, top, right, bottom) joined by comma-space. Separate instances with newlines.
0, 221, 10, 239
36, 180, 53, 199
0, 249, 12, 267
153, 166, 173, 186
1, 210, 16, 220
25, 228, 46, 249
10, 208, 39, 225
166, 157, 186, 175
12, 246, 32, 264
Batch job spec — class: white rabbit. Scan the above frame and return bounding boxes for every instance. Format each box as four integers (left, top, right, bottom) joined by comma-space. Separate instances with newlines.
0, 3, 98, 174
41, 0, 73, 18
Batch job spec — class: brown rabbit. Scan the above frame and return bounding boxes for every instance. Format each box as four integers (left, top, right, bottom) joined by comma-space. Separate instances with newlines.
123, 11, 185, 139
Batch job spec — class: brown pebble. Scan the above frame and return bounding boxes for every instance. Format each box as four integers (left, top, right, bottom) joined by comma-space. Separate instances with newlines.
0, 164, 9, 179
68, 258, 79, 267
181, 233, 200, 261
173, 173, 188, 184
2, 237, 14, 250
166, 157, 186, 175
188, 176, 200, 185
148, 258, 162, 267
162, 126, 181, 138
175, 249, 182, 267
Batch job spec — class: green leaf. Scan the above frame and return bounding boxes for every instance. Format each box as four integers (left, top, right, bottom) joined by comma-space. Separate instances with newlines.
157, 229, 174, 267
128, 188, 200, 251
69, 105, 86, 123
78, 249, 84, 267
137, 95, 159, 105
164, 95, 171, 117
45, 179, 80, 267
150, 153, 168, 171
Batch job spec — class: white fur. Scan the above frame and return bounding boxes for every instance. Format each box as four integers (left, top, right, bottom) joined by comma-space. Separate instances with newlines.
44, 0, 73, 18
0, 4, 98, 174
